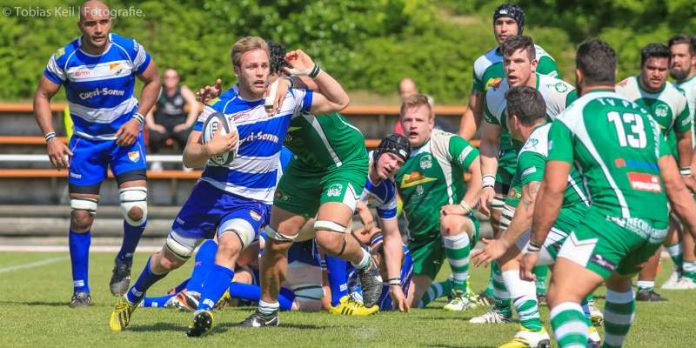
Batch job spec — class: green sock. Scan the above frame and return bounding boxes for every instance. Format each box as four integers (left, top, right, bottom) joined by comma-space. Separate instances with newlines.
492, 262, 512, 316
603, 289, 636, 348
550, 302, 588, 347
533, 265, 548, 295
442, 233, 470, 292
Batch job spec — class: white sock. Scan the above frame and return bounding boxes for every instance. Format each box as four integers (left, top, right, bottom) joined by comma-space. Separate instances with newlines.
352, 248, 371, 269
258, 300, 279, 315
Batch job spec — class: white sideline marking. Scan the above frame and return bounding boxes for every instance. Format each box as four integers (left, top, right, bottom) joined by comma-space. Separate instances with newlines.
0, 256, 68, 274
0, 245, 161, 253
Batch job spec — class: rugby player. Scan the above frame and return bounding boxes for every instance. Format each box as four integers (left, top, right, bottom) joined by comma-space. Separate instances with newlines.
33, 0, 159, 306
520, 39, 696, 347
108, 36, 349, 337
395, 94, 482, 311
616, 43, 694, 300
474, 35, 575, 324
662, 34, 696, 289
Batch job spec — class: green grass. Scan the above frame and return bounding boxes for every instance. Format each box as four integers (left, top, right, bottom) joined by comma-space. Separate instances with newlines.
0, 252, 692, 347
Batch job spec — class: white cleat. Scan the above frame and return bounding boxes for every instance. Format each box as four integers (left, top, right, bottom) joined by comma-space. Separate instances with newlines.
443, 291, 478, 311
469, 309, 512, 324
661, 271, 683, 289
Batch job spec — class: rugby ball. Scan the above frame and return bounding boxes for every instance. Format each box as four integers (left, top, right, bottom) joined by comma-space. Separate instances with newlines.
201, 112, 238, 166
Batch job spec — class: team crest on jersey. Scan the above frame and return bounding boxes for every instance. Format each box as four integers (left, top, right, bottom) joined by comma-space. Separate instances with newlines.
274, 190, 288, 202
523, 138, 539, 150
554, 82, 568, 93
485, 77, 503, 91
109, 62, 125, 75
400, 172, 437, 188
55, 47, 65, 59
327, 183, 344, 197
128, 151, 140, 163
249, 210, 261, 221
416, 185, 424, 195
654, 104, 670, 118
420, 155, 432, 169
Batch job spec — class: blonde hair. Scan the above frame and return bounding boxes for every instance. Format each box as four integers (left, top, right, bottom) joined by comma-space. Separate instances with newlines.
400, 93, 433, 118
231, 36, 269, 68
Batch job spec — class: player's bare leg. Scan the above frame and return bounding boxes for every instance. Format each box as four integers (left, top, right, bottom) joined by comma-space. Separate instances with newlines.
636, 249, 666, 301
313, 202, 383, 307
546, 258, 604, 347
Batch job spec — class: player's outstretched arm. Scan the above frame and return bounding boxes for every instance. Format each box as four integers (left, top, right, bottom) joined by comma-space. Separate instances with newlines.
33, 76, 72, 169
284, 49, 349, 115
478, 122, 501, 215
661, 154, 696, 237
381, 217, 409, 312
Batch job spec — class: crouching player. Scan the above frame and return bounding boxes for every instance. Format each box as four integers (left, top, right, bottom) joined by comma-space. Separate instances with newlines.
472, 86, 593, 347
397, 94, 483, 311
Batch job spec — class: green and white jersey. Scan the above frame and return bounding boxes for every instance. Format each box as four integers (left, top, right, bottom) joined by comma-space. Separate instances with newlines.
675, 75, 696, 143
616, 76, 691, 138
395, 130, 479, 237
548, 90, 671, 223
504, 123, 590, 209
472, 44, 560, 94
483, 73, 577, 184
284, 112, 367, 169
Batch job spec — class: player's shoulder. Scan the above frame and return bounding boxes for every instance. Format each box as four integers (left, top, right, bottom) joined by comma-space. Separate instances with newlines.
534, 44, 555, 61
520, 123, 551, 156
474, 47, 500, 78
615, 76, 639, 94
484, 79, 509, 111
662, 81, 688, 106
51, 37, 80, 65
109, 33, 146, 60
539, 74, 574, 96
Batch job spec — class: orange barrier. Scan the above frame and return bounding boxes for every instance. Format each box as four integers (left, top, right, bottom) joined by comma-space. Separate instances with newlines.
0, 169, 201, 179
0, 103, 466, 117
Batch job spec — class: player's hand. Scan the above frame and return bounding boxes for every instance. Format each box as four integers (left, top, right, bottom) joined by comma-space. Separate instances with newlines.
284, 49, 316, 76
389, 285, 410, 312
471, 238, 511, 267
148, 123, 166, 133
478, 186, 496, 216
683, 175, 696, 193
173, 123, 190, 133
196, 79, 222, 104
115, 119, 141, 146
47, 140, 72, 170
265, 78, 291, 115
440, 204, 469, 216
519, 252, 539, 281
204, 131, 238, 156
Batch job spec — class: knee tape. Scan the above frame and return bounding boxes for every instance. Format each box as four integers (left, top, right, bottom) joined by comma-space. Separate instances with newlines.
70, 198, 98, 215
265, 225, 298, 242
314, 220, 348, 233
120, 187, 148, 226
218, 218, 256, 249
165, 231, 198, 261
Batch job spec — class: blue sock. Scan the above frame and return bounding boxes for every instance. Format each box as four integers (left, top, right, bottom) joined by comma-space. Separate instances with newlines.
187, 240, 218, 293
197, 264, 234, 311
117, 220, 146, 262
325, 255, 349, 306
171, 279, 189, 294
69, 230, 91, 293
126, 256, 167, 303
142, 294, 176, 308
228, 282, 294, 311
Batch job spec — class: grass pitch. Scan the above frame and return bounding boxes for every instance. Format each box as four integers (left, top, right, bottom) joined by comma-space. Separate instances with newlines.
0, 251, 693, 347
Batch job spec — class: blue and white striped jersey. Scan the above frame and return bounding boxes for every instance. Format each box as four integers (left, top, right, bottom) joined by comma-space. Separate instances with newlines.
194, 86, 312, 204
43, 33, 151, 140
361, 153, 398, 219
